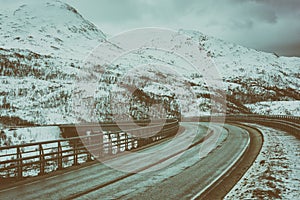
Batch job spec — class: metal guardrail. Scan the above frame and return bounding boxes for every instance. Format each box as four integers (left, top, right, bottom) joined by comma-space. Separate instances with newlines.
225, 115, 300, 139
225, 114, 300, 123
183, 114, 300, 123
182, 114, 300, 138
0, 119, 179, 179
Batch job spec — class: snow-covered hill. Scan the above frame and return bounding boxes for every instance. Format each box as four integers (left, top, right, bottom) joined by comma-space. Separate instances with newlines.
0, 0, 105, 60
246, 101, 300, 116
184, 30, 299, 100
0, 0, 299, 125
0, 0, 106, 124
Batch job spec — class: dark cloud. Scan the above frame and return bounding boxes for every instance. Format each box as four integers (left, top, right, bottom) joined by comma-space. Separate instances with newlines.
251, 0, 300, 13
257, 9, 277, 24
274, 43, 300, 57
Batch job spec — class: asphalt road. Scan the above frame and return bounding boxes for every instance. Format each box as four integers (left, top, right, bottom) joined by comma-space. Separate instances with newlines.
0, 122, 249, 200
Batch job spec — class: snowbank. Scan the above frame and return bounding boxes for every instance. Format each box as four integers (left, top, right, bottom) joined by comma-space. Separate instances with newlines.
225, 124, 300, 199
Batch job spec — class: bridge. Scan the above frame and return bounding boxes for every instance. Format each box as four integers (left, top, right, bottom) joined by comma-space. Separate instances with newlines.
0, 115, 299, 199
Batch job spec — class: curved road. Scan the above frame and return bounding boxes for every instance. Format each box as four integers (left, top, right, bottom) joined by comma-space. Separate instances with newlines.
0, 122, 250, 200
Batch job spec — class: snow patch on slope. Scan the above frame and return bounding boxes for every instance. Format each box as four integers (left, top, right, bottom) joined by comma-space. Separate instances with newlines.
246, 101, 300, 116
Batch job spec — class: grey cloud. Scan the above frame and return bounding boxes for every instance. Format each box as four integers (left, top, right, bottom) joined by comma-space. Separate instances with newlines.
256, 9, 278, 24
232, 0, 300, 16
265, 42, 300, 57
71, 0, 142, 22
66, 0, 300, 57
230, 19, 254, 30
252, 0, 300, 12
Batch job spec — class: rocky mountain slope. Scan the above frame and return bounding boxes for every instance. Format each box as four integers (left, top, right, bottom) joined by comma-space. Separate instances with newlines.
0, 0, 299, 125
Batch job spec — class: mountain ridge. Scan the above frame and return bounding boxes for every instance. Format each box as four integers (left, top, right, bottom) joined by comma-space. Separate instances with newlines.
0, 0, 299, 125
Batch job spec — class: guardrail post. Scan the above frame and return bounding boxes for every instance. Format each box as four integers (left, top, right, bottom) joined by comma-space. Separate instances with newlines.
16, 147, 22, 179
86, 131, 92, 161
109, 134, 112, 155
87, 152, 92, 162
73, 141, 78, 166
98, 133, 103, 158
125, 133, 128, 151
117, 132, 120, 154
39, 144, 45, 175
58, 141, 62, 170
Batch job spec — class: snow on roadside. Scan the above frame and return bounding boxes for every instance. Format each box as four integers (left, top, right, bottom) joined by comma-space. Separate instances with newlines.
0, 126, 62, 147
225, 124, 300, 199
245, 101, 300, 116
0, 126, 62, 164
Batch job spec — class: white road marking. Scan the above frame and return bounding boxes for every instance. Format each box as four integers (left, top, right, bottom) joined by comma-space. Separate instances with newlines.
191, 127, 250, 200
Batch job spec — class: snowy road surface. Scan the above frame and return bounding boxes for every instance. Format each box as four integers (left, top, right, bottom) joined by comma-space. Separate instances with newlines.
0, 122, 249, 200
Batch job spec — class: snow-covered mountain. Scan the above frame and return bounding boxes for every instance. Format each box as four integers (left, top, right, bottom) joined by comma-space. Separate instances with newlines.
0, 0, 299, 125
0, 0, 105, 59
0, 0, 106, 124
183, 30, 299, 113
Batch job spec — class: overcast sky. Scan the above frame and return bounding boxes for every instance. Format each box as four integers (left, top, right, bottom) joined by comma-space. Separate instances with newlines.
67, 0, 300, 57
